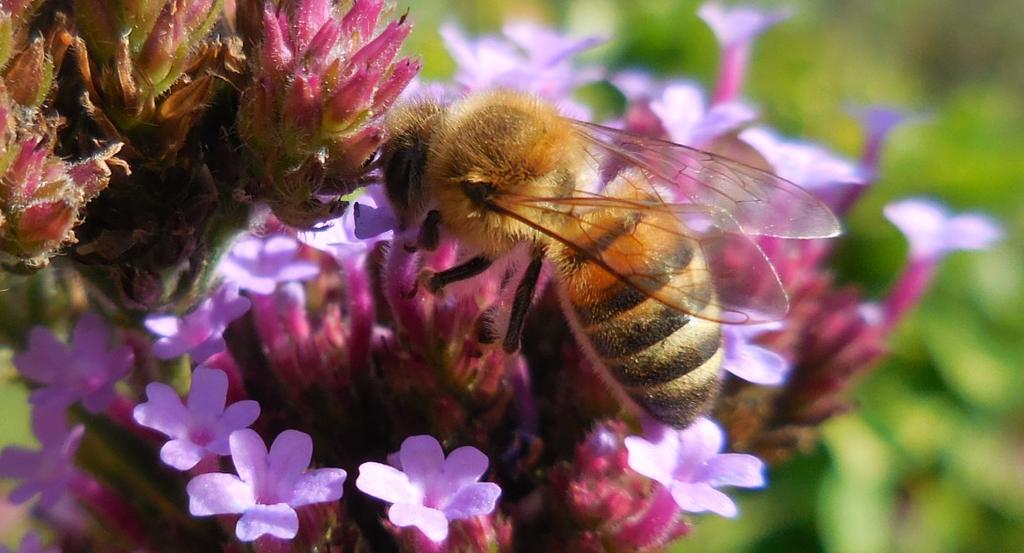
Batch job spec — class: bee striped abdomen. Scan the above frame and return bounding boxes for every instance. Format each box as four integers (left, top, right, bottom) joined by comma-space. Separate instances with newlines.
555, 207, 723, 427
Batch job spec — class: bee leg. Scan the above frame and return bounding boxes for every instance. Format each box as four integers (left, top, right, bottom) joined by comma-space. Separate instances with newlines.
416, 210, 442, 251
424, 255, 493, 294
502, 256, 544, 354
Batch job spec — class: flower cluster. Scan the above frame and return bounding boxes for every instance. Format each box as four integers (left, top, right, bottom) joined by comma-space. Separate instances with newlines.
238, 0, 421, 227
0, 1, 1004, 552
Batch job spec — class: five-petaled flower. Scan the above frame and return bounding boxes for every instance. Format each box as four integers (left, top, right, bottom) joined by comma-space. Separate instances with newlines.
145, 284, 251, 363
133, 367, 261, 471
13, 312, 133, 413
625, 418, 764, 518
186, 429, 347, 541
0, 409, 84, 509
722, 322, 790, 385
219, 234, 320, 295
356, 435, 502, 543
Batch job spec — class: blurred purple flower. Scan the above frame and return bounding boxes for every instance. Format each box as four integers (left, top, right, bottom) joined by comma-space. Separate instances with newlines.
440, 21, 602, 115
299, 186, 397, 264
13, 313, 133, 413
187, 429, 346, 541
699, 3, 791, 104
133, 367, 261, 471
884, 198, 1003, 260
625, 418, 764, 518
723, 322, 790, 385
219, 235, 320, 295
0, 531, 60, 553
741, 127, 864, 191
852, 105, 912, 179
356, 435, 501, 543
881, 198, 1002, 326
650, 82, 757, 146
144, 284, 251, 363
0, 409, 84, 509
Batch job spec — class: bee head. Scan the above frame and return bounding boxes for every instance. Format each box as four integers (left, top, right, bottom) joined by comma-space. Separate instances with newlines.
381, 100, 444, 227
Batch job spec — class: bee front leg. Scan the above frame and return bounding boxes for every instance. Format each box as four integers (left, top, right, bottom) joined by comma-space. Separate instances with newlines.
502, 255, 544, 354
422, 255, 493, 295
417, 210, 442, 251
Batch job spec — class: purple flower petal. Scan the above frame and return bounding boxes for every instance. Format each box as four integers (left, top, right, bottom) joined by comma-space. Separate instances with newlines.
675, 418, 724, 471
230, 429, 269, 485
670, 481, 738, 517
217, 401, 261, 440
161, 439, 207, 471
353, 201, 399, 240
267, 430, 314, 484
723, 324, 790, 385
71, 312, 107, 357
187, 367, 229, 420
388, 503, 450, 542
700, 453, 765, 488
441, 482, 501, 520
441, 446, 489, 487
725, 343, 788, 385
356, 462, 421, 504
399, 435, 445, 487
187, 473, 256, 515
133, 382, 189, 436
235, 503, 299, 541
290, 468, 347, 507
624, 436, 676, 486
13, 327, 68, 382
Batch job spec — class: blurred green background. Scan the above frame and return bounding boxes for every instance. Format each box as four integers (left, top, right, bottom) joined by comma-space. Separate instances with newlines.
2, 0, 1022, 551
400, 0, 1024, 552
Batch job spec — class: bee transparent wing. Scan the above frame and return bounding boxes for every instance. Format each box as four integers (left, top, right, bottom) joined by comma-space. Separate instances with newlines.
572, 120, 842, 239
491, 191, 789, 324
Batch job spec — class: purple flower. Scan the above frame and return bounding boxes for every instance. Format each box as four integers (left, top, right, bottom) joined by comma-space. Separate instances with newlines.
13, 312, 133, 413
722, 323, 789, 385
356, 435, 501, 542
879, 198, 1003, 327
187, 429, 346, 541
0, 531, 60, 553
625, 418, 764, 518
698, 3, 792, 48
144, 284, 251, 363
649, 82, 757, 146
699, 3, 791, 104
884, 198, 1003, 260
219, 234, 320, 295
440, 21, 602, 113
741, 126, 864, 191
298, 185, 397, 264
854, 105, 913, 179
133, 367, 260, 471
0, 409, 84, 509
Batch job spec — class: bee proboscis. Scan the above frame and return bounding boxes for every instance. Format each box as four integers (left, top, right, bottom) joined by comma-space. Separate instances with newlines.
380, 89, 840, 428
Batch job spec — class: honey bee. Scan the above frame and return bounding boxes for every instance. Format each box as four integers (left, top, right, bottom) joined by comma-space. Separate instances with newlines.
380, 89, 840, 428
